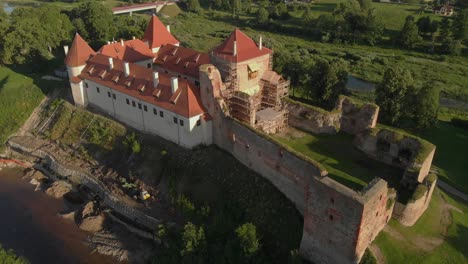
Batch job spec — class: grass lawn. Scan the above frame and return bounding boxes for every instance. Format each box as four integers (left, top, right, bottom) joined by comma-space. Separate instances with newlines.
417, 120, 468, 193
273, 129, 403, 190
159, 4, 182, 17
0, 66, 60, 151
374, 188, 468, 264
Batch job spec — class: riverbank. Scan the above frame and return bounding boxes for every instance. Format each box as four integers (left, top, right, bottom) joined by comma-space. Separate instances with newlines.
0, 161, 154, 263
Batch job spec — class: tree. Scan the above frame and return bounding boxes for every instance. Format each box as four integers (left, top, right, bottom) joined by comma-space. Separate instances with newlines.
235, 223, 260, 257
417, 16, 431, 36
181, 222, 206, 257
398, 15, 421, 49
413, 84, 439, 129
308, 58, 348, 108
439, 16, 451, 40
452, 8, 468, 41
69, 2, 116, 47
375, 67, 414, 125
440, 37, 462, 55
186, 0, 201, 13
357, 0, 372, 10
1, 6, 73, 65
257, 7, 269, 25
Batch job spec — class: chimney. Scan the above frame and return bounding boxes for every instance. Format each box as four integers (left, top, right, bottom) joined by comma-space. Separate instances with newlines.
166, 25, 171, 33
132, 36, 136, 40
171, 77, 178, 94
124, 62, 130, 77
153, 72, 159, 88
259, 36, 263, 50
63, 45, 69, 56
107, 41, 111, 45
233, 41, 237, 56
108, 57, 114, 70
121, 39, 124, 46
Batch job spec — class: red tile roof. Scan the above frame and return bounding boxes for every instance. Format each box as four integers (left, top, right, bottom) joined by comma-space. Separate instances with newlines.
99, 39, 155, 63
154, 44, 210, 78
142, 15, 180, 49
65, 33, 96, 67
212, 29, 272, 63
78, 53, 207, 118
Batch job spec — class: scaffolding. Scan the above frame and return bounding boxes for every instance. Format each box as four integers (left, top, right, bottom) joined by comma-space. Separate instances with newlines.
229, 90, 261, 125
261, 78, 290, 110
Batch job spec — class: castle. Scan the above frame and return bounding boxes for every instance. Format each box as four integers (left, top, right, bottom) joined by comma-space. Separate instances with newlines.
65, 15, 437, 264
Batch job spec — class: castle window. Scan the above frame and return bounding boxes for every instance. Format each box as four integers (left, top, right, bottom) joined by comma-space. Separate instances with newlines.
196, 119, 201, 126
85, 82, 88, 88
329, 215, 334, 221
126, 98, 130, 105
153, 108, 157, 115
160, 111, 164, 117
331, 198, 335, 204
132, 101, 136, 107
96, 87, 100, 93
376, 212, 379, 217
248, 63, 259, 80
179, 119, 184, 126
147, 63, 151, 68
107, 91, 111, 98
112, 93, 116, 100
144, 105, 148, 112
173, 117, 178, 124
138, 103, 142, 109
195, 81, 200, 87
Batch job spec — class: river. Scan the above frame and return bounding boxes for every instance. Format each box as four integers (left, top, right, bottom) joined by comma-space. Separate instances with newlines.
0, 167, 115, 264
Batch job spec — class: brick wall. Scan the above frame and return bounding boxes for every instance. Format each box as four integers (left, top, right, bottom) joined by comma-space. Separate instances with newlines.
200, 65, 392, 264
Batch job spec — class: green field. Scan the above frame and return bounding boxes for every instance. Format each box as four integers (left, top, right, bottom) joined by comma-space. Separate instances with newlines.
274, 129, 403, 191
163, 9, 468, 102
374, 189, 468, 264
417, 120, 468, 193
305, 0, 441, 32
160, 4, 182, 17
0, 67, 61, 150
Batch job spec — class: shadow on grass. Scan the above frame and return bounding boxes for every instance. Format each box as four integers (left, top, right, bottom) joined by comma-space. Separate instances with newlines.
0, 76, 9, 92
446, 222, 468, 260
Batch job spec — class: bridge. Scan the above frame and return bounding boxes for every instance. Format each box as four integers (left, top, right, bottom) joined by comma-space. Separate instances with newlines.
112, 1, 178, 15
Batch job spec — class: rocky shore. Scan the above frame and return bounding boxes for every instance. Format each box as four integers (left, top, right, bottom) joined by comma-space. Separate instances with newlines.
2, 162, 155, 263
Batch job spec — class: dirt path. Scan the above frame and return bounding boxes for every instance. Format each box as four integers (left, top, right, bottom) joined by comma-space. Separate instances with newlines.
437, 180, 468, 203
379, 189, 463, 254
369, 244, 386, 264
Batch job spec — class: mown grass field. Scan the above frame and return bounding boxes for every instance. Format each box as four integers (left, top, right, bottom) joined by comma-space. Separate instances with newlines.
374, 189, 468, 264
0, 67, 61, 151
273, 129, 403, 190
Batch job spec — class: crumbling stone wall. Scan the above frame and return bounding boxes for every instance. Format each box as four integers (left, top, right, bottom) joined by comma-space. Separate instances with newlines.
392, 176, 437, 226
354, 127, 436, 186
335, 96, 379, 135
200, 65, 392, 264
285, 96, 378, 136
287, 99, 341, 134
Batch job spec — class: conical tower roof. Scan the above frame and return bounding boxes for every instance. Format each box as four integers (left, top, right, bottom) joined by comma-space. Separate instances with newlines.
65, 33, 96, 67
212, 28, 271, 63
142, 15, 180, 49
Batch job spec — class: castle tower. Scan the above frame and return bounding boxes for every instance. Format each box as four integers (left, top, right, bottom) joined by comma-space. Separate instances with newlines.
211, 29, 273, 126
64, 33, 95, 107
142, 14, 180, 53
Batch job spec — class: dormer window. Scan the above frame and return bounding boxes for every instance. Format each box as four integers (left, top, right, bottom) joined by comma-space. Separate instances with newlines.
125, 77, 133, 88
184, 62, 189, 68
171, 48, 178, 56
175, 57, 181, 64
248, 63, 259, 80
87, 65, 95, 74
